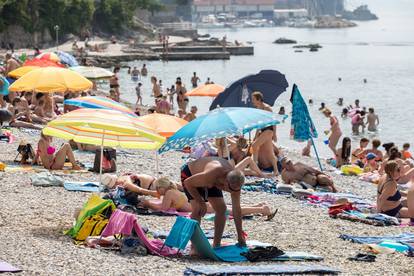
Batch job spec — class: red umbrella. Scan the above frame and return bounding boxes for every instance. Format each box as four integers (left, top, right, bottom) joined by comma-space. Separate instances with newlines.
23, 59, 64, 68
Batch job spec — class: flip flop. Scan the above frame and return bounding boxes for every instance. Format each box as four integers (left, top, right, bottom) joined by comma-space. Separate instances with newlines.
265, 209, 278, 221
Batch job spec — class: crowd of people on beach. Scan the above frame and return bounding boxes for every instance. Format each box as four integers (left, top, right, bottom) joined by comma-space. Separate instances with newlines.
1, 47, 414, 255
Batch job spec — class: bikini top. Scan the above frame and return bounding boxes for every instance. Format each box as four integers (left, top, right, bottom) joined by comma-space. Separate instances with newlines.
132, 175, 156, 190
378, 180, 401, 202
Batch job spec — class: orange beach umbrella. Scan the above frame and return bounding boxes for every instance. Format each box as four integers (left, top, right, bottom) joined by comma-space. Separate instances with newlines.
185, 84, 225, 97
137, 113, 188, 138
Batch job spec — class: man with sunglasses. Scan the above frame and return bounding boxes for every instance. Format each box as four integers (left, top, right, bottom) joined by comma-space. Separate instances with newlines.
181, 157, 246, 251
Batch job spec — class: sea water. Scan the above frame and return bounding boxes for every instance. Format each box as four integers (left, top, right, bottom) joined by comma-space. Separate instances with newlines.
115, 0, 414, 158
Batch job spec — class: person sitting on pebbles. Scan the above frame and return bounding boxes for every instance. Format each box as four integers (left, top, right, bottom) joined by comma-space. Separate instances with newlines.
142, 177, 277, 220
280, 157, 338, 192
101, 173, 183, 198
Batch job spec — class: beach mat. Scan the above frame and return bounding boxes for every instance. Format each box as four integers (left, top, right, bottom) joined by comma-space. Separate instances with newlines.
340, 233, 414, 244
165, 217, 323, 262
64, 181, 101, 192
0, 261, 22, 273
184, 264, 340, 275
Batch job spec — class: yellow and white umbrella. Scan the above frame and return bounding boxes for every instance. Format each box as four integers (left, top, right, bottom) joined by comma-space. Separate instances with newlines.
43, 108, 165, 180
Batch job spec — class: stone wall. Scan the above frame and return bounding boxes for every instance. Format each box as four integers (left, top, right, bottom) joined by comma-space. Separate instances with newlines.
0, 25, 53, 49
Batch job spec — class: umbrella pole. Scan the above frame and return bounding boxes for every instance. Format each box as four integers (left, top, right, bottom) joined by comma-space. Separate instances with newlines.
155, 151, 160, 174
310, 136, 324, 171
99, 130, 105, 184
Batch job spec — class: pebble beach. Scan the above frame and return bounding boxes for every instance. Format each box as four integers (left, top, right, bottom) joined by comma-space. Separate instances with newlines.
0, 129, 413, 275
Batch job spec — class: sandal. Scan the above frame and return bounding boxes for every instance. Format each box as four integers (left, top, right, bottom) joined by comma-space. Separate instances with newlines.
265, 209, 278, 221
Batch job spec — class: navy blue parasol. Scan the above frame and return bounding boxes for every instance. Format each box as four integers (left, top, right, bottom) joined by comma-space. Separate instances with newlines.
209, 70, 288, 110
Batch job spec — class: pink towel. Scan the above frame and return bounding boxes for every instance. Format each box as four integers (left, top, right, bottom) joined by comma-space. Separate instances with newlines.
101, 209, 179, 256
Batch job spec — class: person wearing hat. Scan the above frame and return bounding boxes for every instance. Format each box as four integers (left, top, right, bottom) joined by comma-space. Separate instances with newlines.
101, 173, 159, 198
323, 108, 342, 157
364, 152, 379, 173
280, 157, 338, 193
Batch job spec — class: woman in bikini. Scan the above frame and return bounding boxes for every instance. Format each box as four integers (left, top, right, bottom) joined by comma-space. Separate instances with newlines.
142, 177, 277, 220
323, 109, 342, 157
379, 147, 414, 184
377, 161, 414, 223
335, 137, 351, 168
36, 133, 81, 170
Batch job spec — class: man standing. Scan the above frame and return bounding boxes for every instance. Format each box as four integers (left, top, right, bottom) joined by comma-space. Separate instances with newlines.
181, 157, 246, 249
191, 72, 200, 88
367, 108, 379, 132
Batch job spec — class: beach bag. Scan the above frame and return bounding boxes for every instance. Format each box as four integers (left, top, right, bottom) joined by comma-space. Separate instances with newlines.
65, 194, 115, 238
31, 172, 64, 187
75, 214, 109, 241
14, 142, 35, 164
92, 148, 116, 173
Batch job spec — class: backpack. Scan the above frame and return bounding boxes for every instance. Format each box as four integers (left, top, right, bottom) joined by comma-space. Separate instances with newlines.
75, 213, 109, 241
92, 148, 116, 173
14, 143, 35, 164
65, 194, 116, 239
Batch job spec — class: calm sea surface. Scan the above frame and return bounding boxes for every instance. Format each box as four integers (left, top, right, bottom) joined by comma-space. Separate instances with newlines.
116, 0, 414, 157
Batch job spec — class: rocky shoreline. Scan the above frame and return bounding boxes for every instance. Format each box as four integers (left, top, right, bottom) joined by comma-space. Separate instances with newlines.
0, 128, 413, 275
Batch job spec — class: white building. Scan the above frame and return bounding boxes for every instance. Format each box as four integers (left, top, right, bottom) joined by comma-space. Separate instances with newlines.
193, 0, 275, 20
273, 8, 308, 19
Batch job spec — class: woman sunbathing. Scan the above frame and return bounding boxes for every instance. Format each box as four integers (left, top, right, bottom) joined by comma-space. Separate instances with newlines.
141, 177, 277, 220
335, 137, 351, 168
101, 173, 183, 198
36, 133, 81, 170
379, 147, 414, 184
377, 161, 414, 223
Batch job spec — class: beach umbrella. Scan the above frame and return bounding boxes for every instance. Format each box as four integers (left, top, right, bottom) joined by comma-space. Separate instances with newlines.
9, 67, 93, 93
43, 108, 165, 181
56, 51, 78, 67
210, 70, 289, 110
158, 107, 286, 154
290, 84, 322, 170
186, 84, 225, 97
64, 96, 136, 117
23, 59, 64, 68
138, 113, 188, 138
35, 52, 61, 63
0, 76, 10, 96
70, 66, 114, 80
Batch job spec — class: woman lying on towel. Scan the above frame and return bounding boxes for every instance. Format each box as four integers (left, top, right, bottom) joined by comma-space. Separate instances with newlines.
142, 177, 277, 220
36, 133, 81, 170
377, 161, 414, 223
101, 173, 183, 198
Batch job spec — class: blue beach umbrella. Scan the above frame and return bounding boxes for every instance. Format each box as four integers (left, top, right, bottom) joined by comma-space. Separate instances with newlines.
158, 107, 287, 154
56, 51, 78, 67
290, 84, 322, 170
210, 70, 288, 110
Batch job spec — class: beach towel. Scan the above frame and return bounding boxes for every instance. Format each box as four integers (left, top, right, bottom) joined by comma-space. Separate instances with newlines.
31, 172, 64, 187
64, 181, 101, 192
0, 261, 22, 273
340, 233, 414, 244
164, 217, 323, 262
183, 264, 340, 275
101, 209, 178, 257
334, 211, 399, 227
242, 178, 280, 194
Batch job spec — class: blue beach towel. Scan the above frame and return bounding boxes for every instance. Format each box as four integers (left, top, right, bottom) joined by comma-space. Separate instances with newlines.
64, 181, 101, 192
340, 233, 414, 244
164, 217, 323, 262
184, 264, 340, 275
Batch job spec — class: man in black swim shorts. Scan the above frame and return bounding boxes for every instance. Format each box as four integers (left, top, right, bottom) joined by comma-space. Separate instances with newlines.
181, 157, 246, 249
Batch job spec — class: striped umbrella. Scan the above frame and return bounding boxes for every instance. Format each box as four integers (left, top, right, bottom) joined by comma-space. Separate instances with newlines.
64, 96, 136, 117
43, 108, 166, 181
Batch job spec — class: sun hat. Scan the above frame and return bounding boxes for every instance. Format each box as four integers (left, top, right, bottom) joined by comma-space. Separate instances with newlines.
101, 174, 117, 188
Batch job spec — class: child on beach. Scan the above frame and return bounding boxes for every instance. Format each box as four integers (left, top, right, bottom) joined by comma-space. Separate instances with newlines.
401, 143, 414, 161
135, 82, 142, 107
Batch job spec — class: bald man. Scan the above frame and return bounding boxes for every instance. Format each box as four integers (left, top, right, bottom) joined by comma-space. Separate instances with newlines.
181, 157, 246, 249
